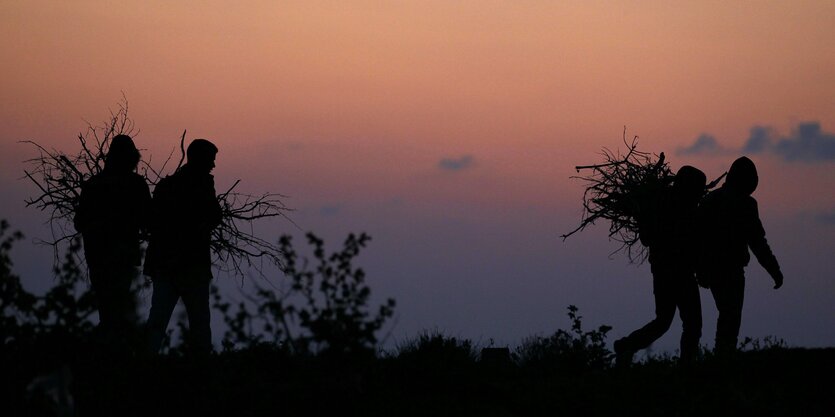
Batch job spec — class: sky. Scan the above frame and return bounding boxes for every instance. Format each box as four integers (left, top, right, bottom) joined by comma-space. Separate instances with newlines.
1, 1, 834, 353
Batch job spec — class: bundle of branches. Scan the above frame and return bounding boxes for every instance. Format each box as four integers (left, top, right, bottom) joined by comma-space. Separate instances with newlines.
22, 98, 137, 257
561, 131, 672, 262
22, 96, 293, 277
213, 181, 292, 276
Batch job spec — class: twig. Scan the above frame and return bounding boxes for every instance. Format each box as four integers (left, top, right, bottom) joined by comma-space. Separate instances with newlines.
562, 129, 672, 263
22, 97, 294, 279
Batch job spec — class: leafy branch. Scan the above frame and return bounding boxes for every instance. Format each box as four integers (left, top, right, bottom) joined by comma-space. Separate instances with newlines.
213, 233, 397, 356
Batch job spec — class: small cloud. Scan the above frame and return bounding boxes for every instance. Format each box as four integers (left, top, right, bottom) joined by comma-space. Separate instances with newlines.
438, 155, 475, 172
318, 204, 343, 216
816, 209, 835, 225
677, 134, 723, 155
286, 141, 304, 151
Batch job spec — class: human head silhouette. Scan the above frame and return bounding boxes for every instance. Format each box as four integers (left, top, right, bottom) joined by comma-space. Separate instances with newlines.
186, 139, 218, 173
105, 134, 141, 173
725, 156, 758, 196
673, 165, 707, 205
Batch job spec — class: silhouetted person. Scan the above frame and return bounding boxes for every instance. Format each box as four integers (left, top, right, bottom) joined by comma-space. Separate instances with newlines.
697, 156, 783, 354
74, 134, 151, 347
144, 139, 222, 354
613, 166, 706, 366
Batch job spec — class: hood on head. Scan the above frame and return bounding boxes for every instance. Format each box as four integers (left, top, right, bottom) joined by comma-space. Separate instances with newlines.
105, 134, 140, 172
673, 165, 707, 203
725, 156, 758, 195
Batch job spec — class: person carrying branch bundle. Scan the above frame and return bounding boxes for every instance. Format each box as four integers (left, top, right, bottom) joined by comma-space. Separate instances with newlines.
74, 134, 151, 349
144, 139, 222, 354
696, 156, 783, 355
613, 166, 707, 366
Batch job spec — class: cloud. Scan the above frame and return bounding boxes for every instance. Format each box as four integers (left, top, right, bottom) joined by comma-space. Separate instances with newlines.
677, 134, 723, 155
679, 122, 835, 162
318, 204, 343, 216
816, 209, 835, 225
286, 141, 305, 151
438, 155, 475, 172
742, 126, 775, 153
774, 122, 835, 162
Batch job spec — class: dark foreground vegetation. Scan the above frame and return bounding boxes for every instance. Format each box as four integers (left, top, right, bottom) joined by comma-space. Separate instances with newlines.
6, 338, 834, 416
3, 221, 833, 416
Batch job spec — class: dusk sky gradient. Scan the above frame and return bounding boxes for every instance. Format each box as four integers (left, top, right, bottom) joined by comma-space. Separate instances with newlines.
2, 1, 834, 353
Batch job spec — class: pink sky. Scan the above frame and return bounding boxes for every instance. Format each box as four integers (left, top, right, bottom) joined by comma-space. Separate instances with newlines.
2, 1, 834, 351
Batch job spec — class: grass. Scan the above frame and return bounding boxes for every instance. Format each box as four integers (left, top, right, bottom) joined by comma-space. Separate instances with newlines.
7, 333, 834, 417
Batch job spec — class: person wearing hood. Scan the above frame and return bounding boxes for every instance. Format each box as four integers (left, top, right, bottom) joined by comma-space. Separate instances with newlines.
613, 166, 706, 366
74, 134, 152, 347
697, 156, 783, 354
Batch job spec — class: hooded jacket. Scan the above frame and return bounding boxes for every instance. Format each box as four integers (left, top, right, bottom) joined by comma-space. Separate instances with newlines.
698, 157, 781, 278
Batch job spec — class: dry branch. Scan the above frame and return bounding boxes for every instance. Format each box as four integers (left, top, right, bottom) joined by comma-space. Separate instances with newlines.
22, 96, 293, 277
22, 97, 135, 263
562, 129, 673, 262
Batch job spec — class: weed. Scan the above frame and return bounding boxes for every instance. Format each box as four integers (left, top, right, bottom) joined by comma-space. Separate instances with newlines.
396, 330, 478, 367
516, 305, 613, 373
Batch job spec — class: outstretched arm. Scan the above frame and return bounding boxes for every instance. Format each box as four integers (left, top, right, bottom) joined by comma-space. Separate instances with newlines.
746, 199, 783, 289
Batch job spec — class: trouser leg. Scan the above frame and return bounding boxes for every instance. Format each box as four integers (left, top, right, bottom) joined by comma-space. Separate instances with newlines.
677, 278, 702, 362
618, 275, 676, 352
89, 264, 138, 328
89, 264, 139, 353
145, 277, 180, 354
711, 272, 745, 353
181, 279, 212, 353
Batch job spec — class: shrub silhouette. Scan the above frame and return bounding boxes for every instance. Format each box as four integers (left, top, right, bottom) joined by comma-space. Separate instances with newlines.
214, 232, 396, 356
516, 305, 613, 373
2, 218, 395, 357
0, 220, 96, 357
1, 220, 33, 346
